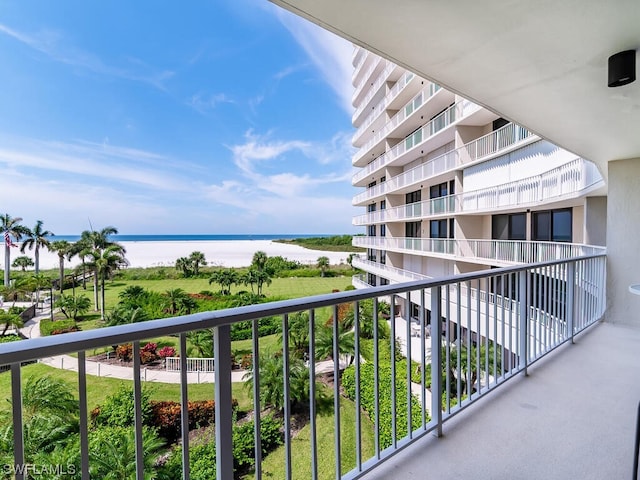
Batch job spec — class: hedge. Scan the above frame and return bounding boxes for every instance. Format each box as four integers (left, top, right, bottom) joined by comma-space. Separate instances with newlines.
39, 319, 78, 336
342, 361, 426, 449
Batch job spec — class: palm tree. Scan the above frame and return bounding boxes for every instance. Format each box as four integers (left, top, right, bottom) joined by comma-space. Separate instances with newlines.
315, 322, 355, 366
189, 251, 207, 276
1, 214, 31, 287
12, 255, 34, 272
317, 256, 330, 277
27, 273, 52, 306
175, 256, 192, 277
87, 245, 128, 320
163, 288, 189, 315
49, 240, 71, 293
0, 312, 23, 336
20, 220, 53, 274
80, 227, 125, 311
252, 250, 268, 271
209, 268, 238, 295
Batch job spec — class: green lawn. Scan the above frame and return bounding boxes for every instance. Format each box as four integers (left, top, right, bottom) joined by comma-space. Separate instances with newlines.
94, 275, 353, 312
256, 396, 375, 479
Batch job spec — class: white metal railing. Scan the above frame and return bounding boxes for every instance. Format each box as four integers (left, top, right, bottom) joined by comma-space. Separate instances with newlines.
352, 56, 384, 104
353, 100, 465, 168
353, 236, 606, 266
353, 80, 440, 147
0, 254, 606, 480
353, 156, 601, 221
165, 356, 215, 372
352, 62, 396, 125
460, 157, 604, 212
353, 121, 534, 190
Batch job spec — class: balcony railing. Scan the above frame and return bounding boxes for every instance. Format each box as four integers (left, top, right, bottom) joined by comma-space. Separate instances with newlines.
352, 62, 396, 125
352, 236, 606, 266
353, 156, 602, 220
352, 57, 385, 105
353, 100, 465, 168
0, 254, 605, 479
352, 120, 534, 187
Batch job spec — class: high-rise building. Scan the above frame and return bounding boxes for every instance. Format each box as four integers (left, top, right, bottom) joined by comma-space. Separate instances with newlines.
350, 48, 607, 322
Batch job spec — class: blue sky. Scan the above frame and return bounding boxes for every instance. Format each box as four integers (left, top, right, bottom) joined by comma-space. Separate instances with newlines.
0, 0, 357, 235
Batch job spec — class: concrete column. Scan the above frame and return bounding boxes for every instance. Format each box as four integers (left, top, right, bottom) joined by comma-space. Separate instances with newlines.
606, 158, 640, 325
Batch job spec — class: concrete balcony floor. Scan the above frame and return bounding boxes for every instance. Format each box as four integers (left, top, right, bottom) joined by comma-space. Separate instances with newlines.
361, 321, 640, 480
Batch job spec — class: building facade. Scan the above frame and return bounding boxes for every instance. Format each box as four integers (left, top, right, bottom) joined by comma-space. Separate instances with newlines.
350, 48, 607, 315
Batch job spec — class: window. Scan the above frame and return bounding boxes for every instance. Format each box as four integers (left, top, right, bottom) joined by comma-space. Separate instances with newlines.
430, 182, 448, 199
406, 190, 421, 204
492, 213, 526, 240
380, 224, 386, 237
380, 200, 386, 210
368, 180, 376, 188
406, 221, 421, 238
380, 251, 386, 264
532, 208, 572, 242
367, 203, 376, 213
430, 219, 448, 238
449, 218, 455, 239
368, 225, 376, 237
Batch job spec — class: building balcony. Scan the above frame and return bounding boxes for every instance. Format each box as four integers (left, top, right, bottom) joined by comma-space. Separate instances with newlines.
0, 254, 613, 479
352, 236, 606, 267
353, 119, 534, 189
352, 81, 444, 149
352, 156, 603, 218
352, 62, 401, 127
352, 99, 467, 168
352, 57, 385, 107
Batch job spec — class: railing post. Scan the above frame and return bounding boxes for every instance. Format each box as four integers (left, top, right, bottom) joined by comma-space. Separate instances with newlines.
566, 262, 576, 343
11, 364, 24, 480
431, 286, 443, 437
518, 270, 529, 376
214, 325, 234, 480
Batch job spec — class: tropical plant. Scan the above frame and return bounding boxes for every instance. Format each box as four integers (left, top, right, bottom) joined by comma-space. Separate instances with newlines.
49, 240, 72, 292
106, 305, 148, 326
317, 256, 330, 277
315, 322, 355, 365
252, 250, 268, 271
20, 220, 53, 274
79, 226, 126, 311
188, 329, 214, 358
209, 268, 239, 295
346, 252, 356, 270
117, 285, 148, 308
0, 312, 23, 336
55, 294, 91, 320
12, 255, 34, 271
241, 267, 272, 295
86, 244, 128, 320
1, 214, 31, 287
189, 251, 207, 276
175, 256, 193, 277
162, 288, 197, 315
281, 311, 310, 360
244, 352, 312, 412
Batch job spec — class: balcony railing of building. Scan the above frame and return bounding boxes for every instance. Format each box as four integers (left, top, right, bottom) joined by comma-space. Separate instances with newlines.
352, 99, 466, 168
352, 57, 385, 106
351, 48, 367, 72
352, 236, 606, 267
352, 62, 396, 125
352, 256, 519, 313
353, 119, 533, 188
353, 157, 602, 222
353, 81, 440, 148
0, 254, 605, 480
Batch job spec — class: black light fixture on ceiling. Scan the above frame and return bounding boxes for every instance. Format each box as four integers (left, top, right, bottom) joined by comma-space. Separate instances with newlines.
608, 50, 636, 87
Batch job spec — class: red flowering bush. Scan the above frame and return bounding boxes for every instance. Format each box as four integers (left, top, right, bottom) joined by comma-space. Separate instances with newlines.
116, 344, 133, 362
157, 346, 176, 359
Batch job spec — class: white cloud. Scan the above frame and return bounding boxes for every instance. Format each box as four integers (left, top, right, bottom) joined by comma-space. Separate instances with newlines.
0, 23, 174, 90
270, 8, 354, 115
187, 92, 235, 114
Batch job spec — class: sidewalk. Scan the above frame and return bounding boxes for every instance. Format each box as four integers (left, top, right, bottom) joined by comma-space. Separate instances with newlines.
18, 306, 339, 385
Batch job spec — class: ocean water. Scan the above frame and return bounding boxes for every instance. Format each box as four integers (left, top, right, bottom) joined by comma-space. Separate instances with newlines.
50, 234, 338, 242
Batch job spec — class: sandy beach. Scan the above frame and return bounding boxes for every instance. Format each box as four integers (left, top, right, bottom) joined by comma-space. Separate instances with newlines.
2, 240, 352, 271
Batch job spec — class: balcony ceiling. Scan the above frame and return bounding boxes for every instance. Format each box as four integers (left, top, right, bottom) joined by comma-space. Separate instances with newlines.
270, 0, 640, 177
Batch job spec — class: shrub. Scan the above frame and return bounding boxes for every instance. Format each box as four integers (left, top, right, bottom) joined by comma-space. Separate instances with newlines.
7, 306, 25, 314
157, 346, 176, 359
116, 344, 133, 362
40, 319, 77, 336
51, 325, 80, 335
0, 334, 22, 343
342, 361, 425, 449
149, 399, 238, 443
91, 384, 152, 428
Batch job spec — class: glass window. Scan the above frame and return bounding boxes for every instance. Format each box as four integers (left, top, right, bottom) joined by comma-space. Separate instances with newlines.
430, 219, 448, 238
510, 213, 526, 240
492, 215, 509, 240
532, 209, 572, 242
552, 210, 572, 242
534, 212, 551, 241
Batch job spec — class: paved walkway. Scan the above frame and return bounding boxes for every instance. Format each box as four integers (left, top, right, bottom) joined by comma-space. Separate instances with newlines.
17, 305, 338, 384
